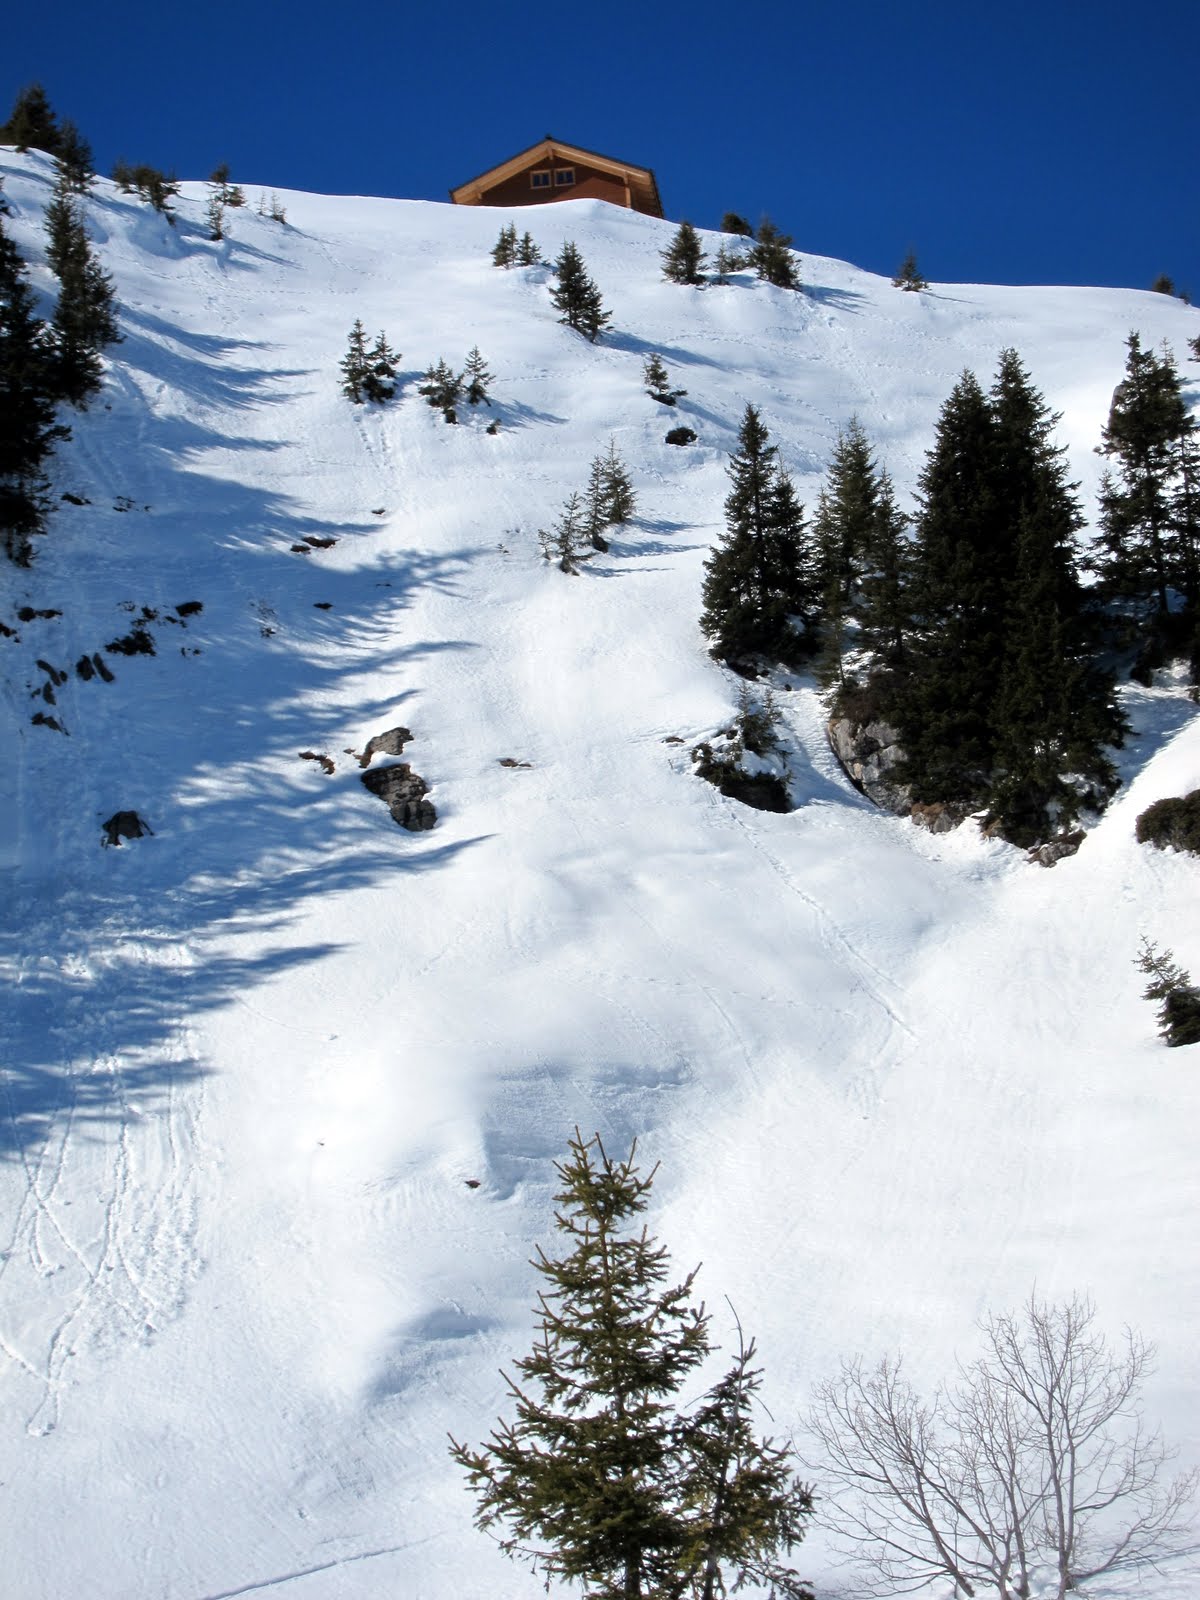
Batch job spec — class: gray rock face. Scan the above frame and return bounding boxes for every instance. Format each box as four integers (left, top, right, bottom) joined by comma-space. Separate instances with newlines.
102, 811, 153, 847
359, 726, 413, 767
827, 716, 912, 816
361, 763, 437, 831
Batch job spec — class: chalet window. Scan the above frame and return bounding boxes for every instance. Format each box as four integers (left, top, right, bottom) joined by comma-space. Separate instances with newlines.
554, 168, 576, 187
530, 170, 551, 189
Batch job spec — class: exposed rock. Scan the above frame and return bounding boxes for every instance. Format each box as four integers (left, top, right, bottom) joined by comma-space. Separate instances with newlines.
359, 726, 413, 767
102, 811, 152, 847
20, 607, 62, 621
665, 426, 697, 445
911, 800, 973, 834
175, 600, 203, 618
361, 763, 437, 831
31, 712, 66, 733
299, 750, 335, 775
1028, 831, 1085, 868
498, 757, 533, 769
827, 715, 912, 815
692, 741, 792, 813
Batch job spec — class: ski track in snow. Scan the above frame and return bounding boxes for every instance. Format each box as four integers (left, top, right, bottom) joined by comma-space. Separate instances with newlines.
1, 151, 1198, 1599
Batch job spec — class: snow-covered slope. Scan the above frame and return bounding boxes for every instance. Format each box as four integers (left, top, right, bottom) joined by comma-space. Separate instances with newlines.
2, 148, 1198, 1599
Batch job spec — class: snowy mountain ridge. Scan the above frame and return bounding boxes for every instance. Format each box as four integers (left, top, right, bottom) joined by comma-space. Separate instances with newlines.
1, 147, 1198, 1599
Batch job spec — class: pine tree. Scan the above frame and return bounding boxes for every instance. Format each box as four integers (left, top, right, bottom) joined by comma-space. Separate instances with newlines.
449, 1131, 813, 1600
582, 455, 611, 552
1095, 334, 1196, 616
0, 84, 61, 155
817, 417, 881, 605
340, 320, 371, 402
516, 231, 542, 266
538, 491, 588, 573
661, 220, 707, 286
720, 212, 753, 237
363, 333, 399, 403
56, 121, 94, 192
856, 468, 910, 668
205, 187, 226, 242
643, 353, 686, 406
462, 346, 494, 406
600, 437, 636, 523
418, 357, 463, 421
712, 241, 747, 284
891, 251, 927, 291
43, 175, 119, 408
750, 217, 800, 291
0, 218, 68, 563
1136, 940, 1200, 1047
491, 222, 517, 268
701, 404, 816, 664
550, 242, 611, 341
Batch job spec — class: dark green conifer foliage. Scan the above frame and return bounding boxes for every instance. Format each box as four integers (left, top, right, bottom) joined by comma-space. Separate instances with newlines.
812, 490, 848, 688
583, 455, 611, 551
661, 220, 707, 286
599, 437, 636, 524
1095, 334, 1195, 615
363, 333, 398, 403
339, 320, 370, 402
449, 1131, 813, 1600
0, 84, 61, 155
720, 212, 753, 237
538, 491, 588, 572
701, 405, 816, 664
462, 346, 494, 406
56, 121, 94, 192
1189, 334, 1200, 363
516, 231, 542, 266
856, 468, 910, 668
1150, 275, 1177, 296
418, 357, 463, 421
750, 217, 800, 291
891, 251, 927, 291
0, 218, 68, 563
549, 242, 611, 341
643, 352, 686, 406
491, 222, 517, 268
1136, 940, 1200, 1047
42, 175, 119, 407
818, 417, 881, 605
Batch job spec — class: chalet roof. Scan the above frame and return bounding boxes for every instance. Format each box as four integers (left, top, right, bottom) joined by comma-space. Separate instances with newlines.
450, 137, 664, 218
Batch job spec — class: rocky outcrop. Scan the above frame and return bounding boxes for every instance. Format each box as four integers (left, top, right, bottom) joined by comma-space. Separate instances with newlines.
361, 763, 436, 831
102, 811, 153, 847
358, 726, 413, 767
827, 716, 912, 816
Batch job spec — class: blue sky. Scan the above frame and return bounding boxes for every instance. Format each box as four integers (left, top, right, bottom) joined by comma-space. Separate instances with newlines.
5, 0, 1196, 292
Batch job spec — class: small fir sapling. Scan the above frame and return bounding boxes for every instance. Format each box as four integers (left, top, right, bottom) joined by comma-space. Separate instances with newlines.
660, 219, 707, 285
462, 347, 494, 406
538, 492, 588, 573
549, 241, 611, 341
340, 321, 372, 403
643, 353, 686, 406
418, 358, 464, 422
720, 210, 754, 237
1136, 938, 1200, 1046
516, 231, 542, 266
205, 188, 226, 242
751, 216, 800, 290
892, 251, 928, 291
582, 456, 611, 552
491, 222, 517, 268
364, 334, 399, 402
55, 121, 94, 192
599, 437, 636, 523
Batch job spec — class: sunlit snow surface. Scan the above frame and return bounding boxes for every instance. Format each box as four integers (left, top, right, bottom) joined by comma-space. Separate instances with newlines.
1, 149, 1198, 1599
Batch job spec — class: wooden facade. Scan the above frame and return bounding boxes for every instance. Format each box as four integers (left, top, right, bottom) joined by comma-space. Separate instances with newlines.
450, 138, 663, 219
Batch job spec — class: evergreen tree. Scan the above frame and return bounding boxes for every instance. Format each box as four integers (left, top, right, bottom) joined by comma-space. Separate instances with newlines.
462, 346, 494, 406
816, 417, 881, 605
599, 437, 636, 523
812, 490, 848, 688
538, 491, 588, 573
1189, 334, 1200, 364
1095, 333, 1197, 616
0, 218, 68, 563
208, 163, 244, 206
701, 404, 816, 664
643, 352, 686, 406
712, 241, 748, 284
750, 217, 800, 291
661, 220, 707, 286
42, 174, 119, 407
205, 187, 227, 242
550, 242, 611, 341
363, 333, 399, 403
720, 212, 753, 237
0, 84, 61, 155
44, 170, 85, 279
891, 251, 927, 291
582, 455, 611, 552
491, 222, 517, 268
1136, 940, 1200, 1047
856, 468, 910, 668
450, 1131, 813, 1600
418, 357, 463, 421
56, 121, 94, 192
340, 320, 371, 402
516, 231, 542, 266
1150, 275, 1177, 296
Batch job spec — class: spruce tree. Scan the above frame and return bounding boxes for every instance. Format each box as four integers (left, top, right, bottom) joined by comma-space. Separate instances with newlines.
750, 217, 800, 291
462, 346, 494, 406
339, 320, 370, 402
891, 251, 927, 291
1136, 940, 1200, 1047
418, 357, 463, 421
449, 1131, 813, 1600
643, 353, 685, 406
720, 212, 753, 237
56, 121, 94, 192
856, 468, 910, 668
599, 437, 636, 523
701, 404, 816, 664
0, 218, 67, 563
516, 231, 542, 266
491, 222, 517, 268
550, 242, 611, 341
583, 455, 611, 552
0, 84, 61, 155
363, 333, 398, 403
538, 491, 588, 572
661, 220, 707, 286
817, 417, 881, 605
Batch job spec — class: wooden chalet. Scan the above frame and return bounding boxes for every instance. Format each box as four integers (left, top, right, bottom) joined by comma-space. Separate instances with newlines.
450, 138, 663, 219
